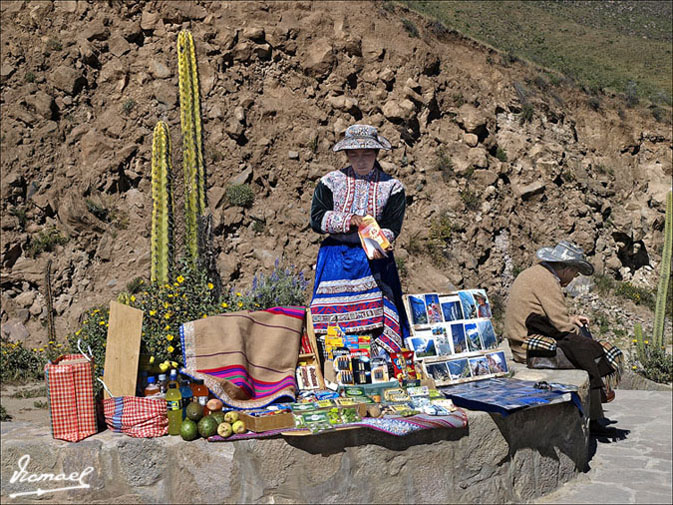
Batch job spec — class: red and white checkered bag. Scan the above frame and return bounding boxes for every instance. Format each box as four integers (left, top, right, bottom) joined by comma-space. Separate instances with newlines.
44, 344, 97, 442
99, 380, 168, 438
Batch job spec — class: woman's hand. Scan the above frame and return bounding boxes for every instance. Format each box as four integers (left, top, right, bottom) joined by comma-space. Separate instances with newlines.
572, 315, 590, 327
350, 215, 365, 229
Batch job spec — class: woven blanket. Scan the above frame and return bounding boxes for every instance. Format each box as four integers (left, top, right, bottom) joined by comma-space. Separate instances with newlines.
522, 334, 557, 353
180, 307, 305, 409
206, 411, 468, 441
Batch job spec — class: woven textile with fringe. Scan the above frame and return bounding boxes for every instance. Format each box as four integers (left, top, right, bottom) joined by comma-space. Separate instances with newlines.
598, 339, 623, 390
522, 335, 557, 353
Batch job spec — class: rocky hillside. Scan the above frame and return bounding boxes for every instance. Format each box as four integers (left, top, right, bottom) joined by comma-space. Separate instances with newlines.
1, 0, 671, 348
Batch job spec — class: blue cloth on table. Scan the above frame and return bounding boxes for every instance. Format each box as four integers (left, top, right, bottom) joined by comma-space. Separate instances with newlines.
439, 377, 584, 417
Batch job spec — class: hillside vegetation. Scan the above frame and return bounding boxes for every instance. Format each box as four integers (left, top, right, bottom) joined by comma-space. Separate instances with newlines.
404, 0, 673, 106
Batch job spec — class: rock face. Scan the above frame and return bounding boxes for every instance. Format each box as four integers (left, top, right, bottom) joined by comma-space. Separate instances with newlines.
0, 366, 591, 504
0, 1, 670, 347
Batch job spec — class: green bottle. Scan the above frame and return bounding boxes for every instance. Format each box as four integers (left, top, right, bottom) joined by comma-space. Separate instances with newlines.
166, 383, 183, 436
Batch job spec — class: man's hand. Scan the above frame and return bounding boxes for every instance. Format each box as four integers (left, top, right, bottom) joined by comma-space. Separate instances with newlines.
572, 315, 590, 327
350, 215, 365, 229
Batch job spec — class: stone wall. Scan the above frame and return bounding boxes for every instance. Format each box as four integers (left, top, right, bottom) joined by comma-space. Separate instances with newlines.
1, 367, 590, 504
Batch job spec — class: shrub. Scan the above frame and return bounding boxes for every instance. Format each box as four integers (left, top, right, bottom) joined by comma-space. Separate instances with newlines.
425, 215, 453, 266
436, 148, 453, 182
0, 405, 11, 422
588, 96, 600, 111
86, 198, 109, 221
401, 18, 419, 38
252, 218, 265, 234
625, 80, 639, 108
0, 338, 61, 382
651, 107, 664, 122
46, 38, 62, 51
593, 273, 616, 295
395, 257, 408, 278
495, 146, 508, 163
615, 282, 656, 312
460, 188, 480, 210
520, 103, 534, 123
631, 340, 673, 384
25, 71, 36, 83
235, 260, 309, 310
226, 184, 255, 208
122, 98, 136, 114
10, 206, 27, 229
26, 227, 68, 258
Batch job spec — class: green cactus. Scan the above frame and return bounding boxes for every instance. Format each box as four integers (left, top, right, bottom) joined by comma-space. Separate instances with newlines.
177, 30, 206, 265
150, 121, 174, 284
653, 190, 672, 347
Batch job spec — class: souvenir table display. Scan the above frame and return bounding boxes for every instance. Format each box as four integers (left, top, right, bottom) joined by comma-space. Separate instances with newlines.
403, 290, 509, 386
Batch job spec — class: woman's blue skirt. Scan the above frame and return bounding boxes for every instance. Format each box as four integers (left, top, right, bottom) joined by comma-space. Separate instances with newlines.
310, 237, 410, 353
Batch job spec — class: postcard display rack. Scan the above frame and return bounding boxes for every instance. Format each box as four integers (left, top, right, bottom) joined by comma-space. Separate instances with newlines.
403, 290, 509, 386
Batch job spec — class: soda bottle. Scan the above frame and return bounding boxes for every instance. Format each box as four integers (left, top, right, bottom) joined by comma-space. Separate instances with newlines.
179, 378, 193, 420
168, 369, 179, 389
144, 376, 160, 398
166, 383, 182, 436
158, 373, 168, 395
199, 395, 210, 416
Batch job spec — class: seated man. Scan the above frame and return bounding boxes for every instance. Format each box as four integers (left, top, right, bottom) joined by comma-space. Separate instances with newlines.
504, 240, 618, 436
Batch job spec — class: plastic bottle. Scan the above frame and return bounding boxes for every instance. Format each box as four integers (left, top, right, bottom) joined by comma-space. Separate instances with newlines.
191, 378, 209, 406
168, 369, 179, 389
199, 395, 210, 416
179, 378, 193, 419
166, 383, 182, 436
144, 376, 160, 398
158, 373, 168, 395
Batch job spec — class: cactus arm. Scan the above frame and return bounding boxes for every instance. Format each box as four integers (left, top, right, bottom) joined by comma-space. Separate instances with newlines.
187, 31, 206, 215
151, 121, 173, 283
653, 190, 672, 347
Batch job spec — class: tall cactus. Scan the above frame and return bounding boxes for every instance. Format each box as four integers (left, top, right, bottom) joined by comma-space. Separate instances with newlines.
177, 30, 206, 264
151, 121, 174, 283
653, 190, 672, 347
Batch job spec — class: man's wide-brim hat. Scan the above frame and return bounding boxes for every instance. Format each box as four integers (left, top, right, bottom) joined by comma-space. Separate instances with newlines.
333, 124, 392, 152
536, 240, 595, 276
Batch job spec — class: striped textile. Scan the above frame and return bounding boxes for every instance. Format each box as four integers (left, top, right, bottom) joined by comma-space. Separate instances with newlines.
206, 411, 468, 441
181, 307, 305, 409
522, 335, 557, 353
45, 354, 97, 442
598, 339, 623, 389
102, 396, 168, 438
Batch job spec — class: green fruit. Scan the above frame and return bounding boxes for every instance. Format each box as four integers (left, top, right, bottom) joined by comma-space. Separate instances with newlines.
224, 411, 239, 423
186, 401, 204, 421
217, 422, 233, 438
198, 415, 218, 438
210, 412, 225, 425
180, 419, 198, 441
231, 419, 246, 434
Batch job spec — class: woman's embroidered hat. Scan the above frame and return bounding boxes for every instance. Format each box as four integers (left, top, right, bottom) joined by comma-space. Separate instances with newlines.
536, 240, 595, 276
332, 124, 392, 152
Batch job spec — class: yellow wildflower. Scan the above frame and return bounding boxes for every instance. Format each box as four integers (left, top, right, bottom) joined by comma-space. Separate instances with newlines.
177, 275, 185, 283
632, 365, 637, 370
238, 301, 243, 308
255, 303, 260, 307
164, 312, 172, 319
221, 302, 228, 308
32, 348, 37, 352
99, 321, 105, 326
163, 302, 170, 309
159, 362, 169, 372
164, 324, 171, 330
236, 292, 242, 297
166, 334, 174, 341
632, 339, 637, 343
149, 310, 157, 316
139, 280, 144, 285
644, 340, 649, 345
39, 348, 44, 352
75, 329, 81, 336
167, 345, 175, 353
130, 295, 136, 302
149, 356, 155, 364
171, 361, 178, 368
93, 309, 100, 314
202, 314, 208, 319
49, 341, 55, 345
164, 284, 171, 289
57, 344, 62, 347
208, 283, 214, 290
167, 294, 174, 298
174, 282, 179, 287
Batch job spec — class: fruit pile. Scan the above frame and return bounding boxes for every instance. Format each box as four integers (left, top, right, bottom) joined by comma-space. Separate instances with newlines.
180, 399, 246, 441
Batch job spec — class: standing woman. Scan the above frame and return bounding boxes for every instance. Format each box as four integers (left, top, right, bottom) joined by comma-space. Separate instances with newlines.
309, 124, 410, 357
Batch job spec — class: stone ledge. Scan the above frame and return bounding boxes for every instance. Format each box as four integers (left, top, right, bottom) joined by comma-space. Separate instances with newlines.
1, 367, 591, 504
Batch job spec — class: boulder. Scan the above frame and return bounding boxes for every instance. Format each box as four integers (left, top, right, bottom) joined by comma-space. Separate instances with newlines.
517, 181, 546, 200
463, 133, 478, 147
382, 99, 415, 122
25, 91, 56, 120
242, 27, 265, 43
456, 104, 487, 133
108, 35, 131, 57
152, 80, 177, 106
50, 65, 86, 95
1, 319, 29, 342
301, 38, 335, 80
149, 59, 172, 79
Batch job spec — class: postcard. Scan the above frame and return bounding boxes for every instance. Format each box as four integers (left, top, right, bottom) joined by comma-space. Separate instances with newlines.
426, 361, 451, 381
468, 356, 491, 376
450, 323, 468, 354
470, 289, 492, 318
477, 319, 497, 349
408, 335, 437, 358
432, 326, 453, 355
439, 295, 463, 322
408, 295, 428, 326
424, 294, 443, 324
458, 291, 478, 320
464, 322, 482, 352
447, 359, 471, 380
486, 351, 508, 374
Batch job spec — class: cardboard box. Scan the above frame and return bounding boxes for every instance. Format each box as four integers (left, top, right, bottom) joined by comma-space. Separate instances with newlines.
239, 411, 296, 433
